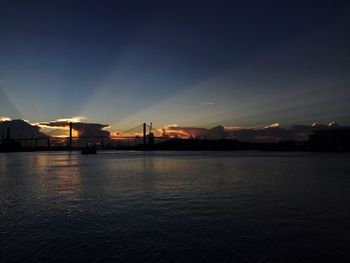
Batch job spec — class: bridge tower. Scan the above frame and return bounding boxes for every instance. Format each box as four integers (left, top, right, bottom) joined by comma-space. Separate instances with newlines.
69, 122, 73, 150
143, 123, 147, 144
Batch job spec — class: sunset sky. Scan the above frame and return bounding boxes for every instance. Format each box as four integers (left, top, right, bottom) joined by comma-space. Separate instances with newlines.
1, 0, 350, 132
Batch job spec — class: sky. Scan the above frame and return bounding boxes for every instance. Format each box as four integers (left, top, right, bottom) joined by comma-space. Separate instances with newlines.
1, 0, 350, 132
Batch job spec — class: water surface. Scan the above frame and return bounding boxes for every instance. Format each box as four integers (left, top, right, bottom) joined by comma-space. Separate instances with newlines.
1, 151, 349, 262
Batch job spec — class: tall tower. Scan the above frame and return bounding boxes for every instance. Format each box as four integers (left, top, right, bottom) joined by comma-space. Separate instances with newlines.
143, 123, 147, 145
69, 122, 73, 150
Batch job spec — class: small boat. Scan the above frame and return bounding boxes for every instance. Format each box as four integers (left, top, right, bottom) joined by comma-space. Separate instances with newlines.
81, 148, 97, 155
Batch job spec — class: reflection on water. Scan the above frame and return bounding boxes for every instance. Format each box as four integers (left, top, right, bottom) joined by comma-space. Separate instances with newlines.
1, 151, 350, 262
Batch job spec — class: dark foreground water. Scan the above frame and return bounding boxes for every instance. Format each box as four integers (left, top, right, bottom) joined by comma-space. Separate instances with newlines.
1, 151, 350, 262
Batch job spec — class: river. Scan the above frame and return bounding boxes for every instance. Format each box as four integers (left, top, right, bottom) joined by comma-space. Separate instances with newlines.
1, 151, 349, 262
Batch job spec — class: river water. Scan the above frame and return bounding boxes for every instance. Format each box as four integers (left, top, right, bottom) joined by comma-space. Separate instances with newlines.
0, 151, 349, 262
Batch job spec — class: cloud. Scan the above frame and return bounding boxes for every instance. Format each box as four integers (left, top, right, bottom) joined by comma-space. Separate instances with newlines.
0, 117, 346, 143
0, 116, 110, 140
162, 122, 347, 142
37, 118, 110, 138
72, 123, 110, 138
56, 116, 87, 123
163, 125, 226, 139
0, 116, 12, 122
228, 122, 348, 142
264, 122, 280, 128
228, 126, 293, 142
0, 119, 47, 139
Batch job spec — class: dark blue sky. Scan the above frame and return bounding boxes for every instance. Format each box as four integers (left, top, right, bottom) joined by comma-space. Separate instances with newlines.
0, 0, 349, 130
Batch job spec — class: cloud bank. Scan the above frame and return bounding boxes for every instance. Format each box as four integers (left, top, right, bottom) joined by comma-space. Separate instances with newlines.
0, 116, 346, 142
37, 119, 110, 138
163, 122, 345, 142
0, 119, 47, 139
1, 117, 110, 139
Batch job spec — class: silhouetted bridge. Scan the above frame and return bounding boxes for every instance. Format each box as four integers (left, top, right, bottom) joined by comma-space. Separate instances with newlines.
1, 122, 170, 151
